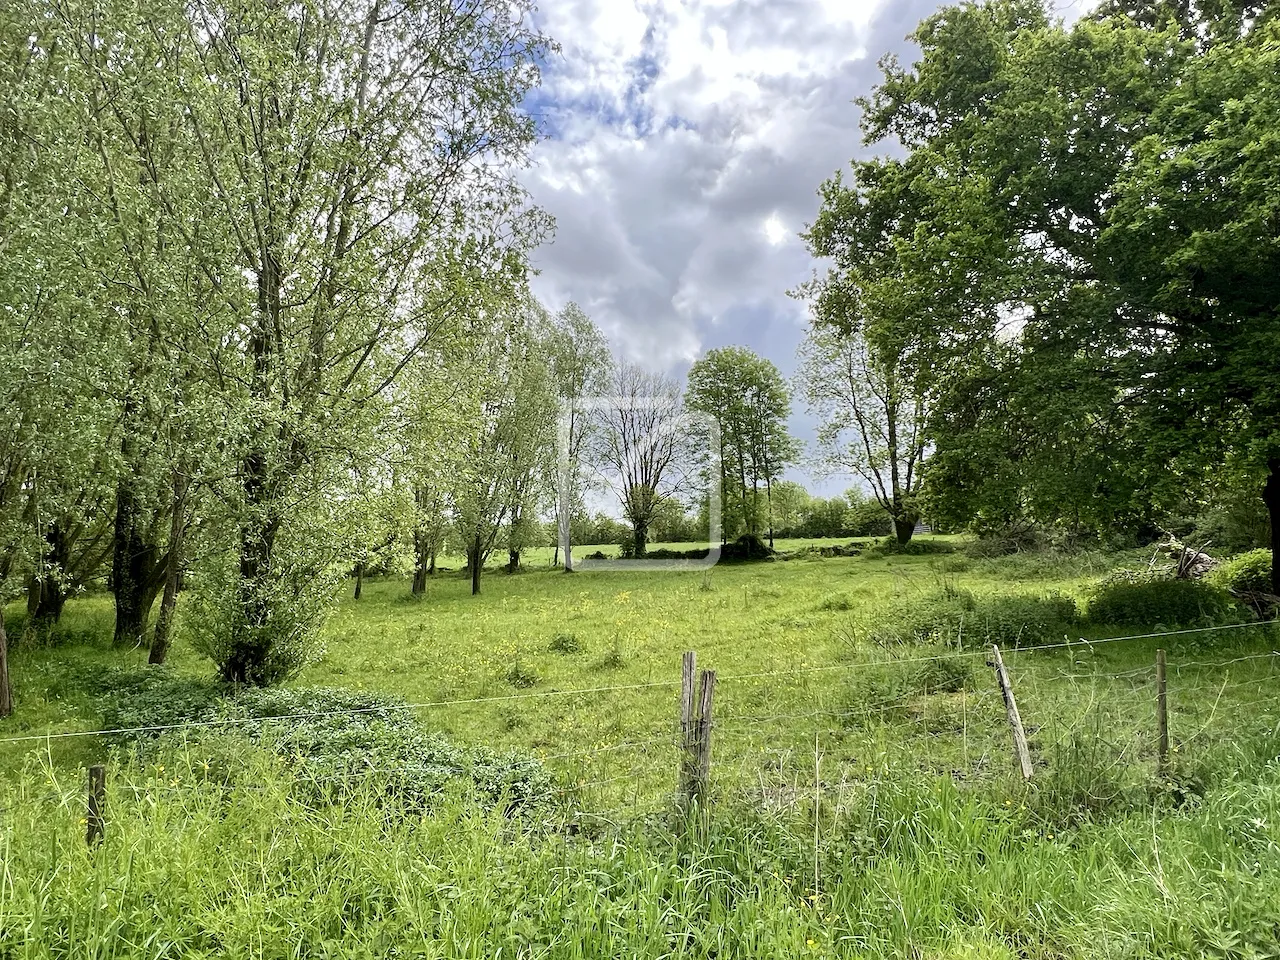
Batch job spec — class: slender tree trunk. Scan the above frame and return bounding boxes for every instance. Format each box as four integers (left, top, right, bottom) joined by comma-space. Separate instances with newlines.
149, 475, 188, 666
469, 534, 483, 595
1265, 457, 1280, 594
507, 548, 520, 574
412, 547, 428, 596
765, 474, 775, 549
428, 546, 436, 575
412, 525, 430, 596
354, 562, 364, 600
0, 608, 11, 717
112, 445, 163, 647
26, 578, 40, 616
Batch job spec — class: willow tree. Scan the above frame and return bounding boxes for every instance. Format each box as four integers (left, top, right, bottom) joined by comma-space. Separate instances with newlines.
685, 347, 794, 545
0, 6, 125, 713
797, 327, 929, 545
548, 303, 613, 572
134, 0, 551, 682
450, 301, 557, 595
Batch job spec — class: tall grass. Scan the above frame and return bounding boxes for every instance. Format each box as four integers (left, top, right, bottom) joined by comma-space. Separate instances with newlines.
3, 751, 1280, 958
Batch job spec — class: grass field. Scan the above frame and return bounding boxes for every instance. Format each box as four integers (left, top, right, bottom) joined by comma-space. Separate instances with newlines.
3, 537, 1280, 957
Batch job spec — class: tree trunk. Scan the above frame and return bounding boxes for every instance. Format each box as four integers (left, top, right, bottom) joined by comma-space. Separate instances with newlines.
26, 578, 40, 616
508, 548, 520, 574
1265, 457, 1280, 594
30, 523, 71, 635
893, 515, 916, 546
412, 527, 430, 596
354, 562, 364, 600
149, 474, 189, 666
149, 557, 182, 666
470, 535, 482, 596
428, 546, 436, 575
765, 474, 775, 549
113, 474, 164, 648
0, 608, 10, 717
633, 522, 648, 558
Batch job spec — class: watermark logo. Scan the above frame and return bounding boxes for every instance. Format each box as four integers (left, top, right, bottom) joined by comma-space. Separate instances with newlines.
556, 397, 722, 571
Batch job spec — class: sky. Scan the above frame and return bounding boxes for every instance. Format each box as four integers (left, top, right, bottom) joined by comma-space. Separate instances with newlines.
518, 0, 1082, 499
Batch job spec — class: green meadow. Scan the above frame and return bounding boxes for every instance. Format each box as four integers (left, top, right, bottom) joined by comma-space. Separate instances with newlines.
3, 540, 1280, 957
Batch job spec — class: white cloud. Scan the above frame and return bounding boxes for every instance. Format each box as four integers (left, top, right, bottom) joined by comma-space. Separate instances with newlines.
523, 0, 945, 378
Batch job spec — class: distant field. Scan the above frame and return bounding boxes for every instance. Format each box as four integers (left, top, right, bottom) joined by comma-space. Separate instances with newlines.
4, 535, 1276, 805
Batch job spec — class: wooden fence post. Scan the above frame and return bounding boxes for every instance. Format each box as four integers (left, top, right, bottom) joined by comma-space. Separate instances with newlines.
991, 645, 1034, 780
1156, 648, 1168, 774
86, 764, 106, 847
694, 668, 716, 805
678, 653, 716, 812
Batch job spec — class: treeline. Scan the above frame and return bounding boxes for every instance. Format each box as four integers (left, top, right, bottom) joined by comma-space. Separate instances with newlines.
795, 0, 1279, 577
0, 0, 569, 713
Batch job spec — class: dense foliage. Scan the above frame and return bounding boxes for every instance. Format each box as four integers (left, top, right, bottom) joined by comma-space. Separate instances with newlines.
802, 0, 1280, 579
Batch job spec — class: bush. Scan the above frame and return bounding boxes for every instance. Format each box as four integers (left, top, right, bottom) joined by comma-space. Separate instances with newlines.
101, 679, 554, 814
548, 633, 584, 654
1086, 572, 1241, 627
1210, 549, 1274, 595
866, 588, 1078, 648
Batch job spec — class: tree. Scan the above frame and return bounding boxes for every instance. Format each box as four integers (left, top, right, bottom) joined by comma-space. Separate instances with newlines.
450, 302, 556, 595
768, 481, 812, 538
116, 0, 550, 681
685, 347, 795, 544
547, 303, 613, 572
596, 363, 688, 558
816, 0, 1280, 578
797, 327, 928, 544
0, 6, 127, 712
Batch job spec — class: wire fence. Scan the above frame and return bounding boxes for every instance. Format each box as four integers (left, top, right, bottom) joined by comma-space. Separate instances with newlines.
3, 618, 1280, 835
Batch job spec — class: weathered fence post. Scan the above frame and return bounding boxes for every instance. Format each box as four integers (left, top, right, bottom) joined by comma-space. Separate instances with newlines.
678, 652, 715, 812
694, 667, 716, 805
991, 645, 1034, 780
1156, 648, 1168, 774
86, 764, 106, 847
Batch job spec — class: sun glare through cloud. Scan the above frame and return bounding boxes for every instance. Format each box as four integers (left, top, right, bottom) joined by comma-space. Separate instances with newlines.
763, 214, 789, 247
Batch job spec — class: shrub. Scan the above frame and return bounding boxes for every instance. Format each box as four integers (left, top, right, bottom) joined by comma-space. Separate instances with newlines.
865, 588, 1078, 648
1086, 571, 1241, 627
1210, 549, 1274, 596
868, 537, 958, 557
548, 633, 584, 655
185, 538, 339, 686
